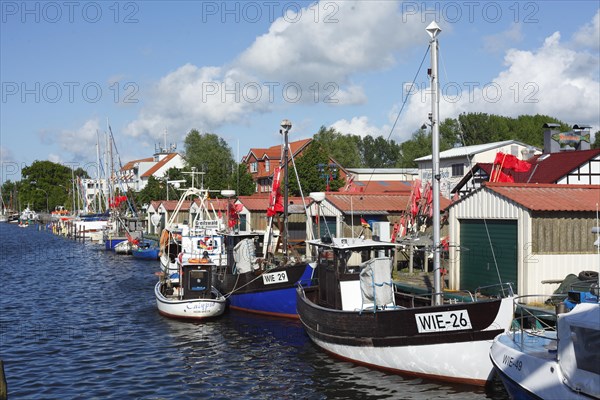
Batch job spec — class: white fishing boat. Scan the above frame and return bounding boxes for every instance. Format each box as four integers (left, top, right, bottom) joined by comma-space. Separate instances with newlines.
155, 259, 226, 320
295, 22, 515, 386
490, 301, 599, 399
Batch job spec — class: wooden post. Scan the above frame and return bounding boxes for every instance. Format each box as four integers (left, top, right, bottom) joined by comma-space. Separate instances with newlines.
408, 244, 414, 274
0, 359, 7, 400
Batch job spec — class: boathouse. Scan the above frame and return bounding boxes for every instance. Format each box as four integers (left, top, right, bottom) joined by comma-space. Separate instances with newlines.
446, 183, 600, 297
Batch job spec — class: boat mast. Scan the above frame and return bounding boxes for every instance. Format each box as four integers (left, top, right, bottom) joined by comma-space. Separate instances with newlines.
427, 21, 443, 306
280, 119, 292, 260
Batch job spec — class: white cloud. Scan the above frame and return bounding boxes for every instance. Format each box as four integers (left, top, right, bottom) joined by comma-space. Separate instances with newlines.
571, 9, 600, 50
396, 23, 600, 141
124, 1, 424, 141
50, 118, 102, 161
330, 116, 387, 138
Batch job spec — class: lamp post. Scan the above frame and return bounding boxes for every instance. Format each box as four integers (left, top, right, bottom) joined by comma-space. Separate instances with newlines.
279, 119, 292, 259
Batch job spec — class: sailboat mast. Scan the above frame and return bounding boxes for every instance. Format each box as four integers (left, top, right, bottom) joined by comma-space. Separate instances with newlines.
427, 22, 442, 306
280, 119, 292, 260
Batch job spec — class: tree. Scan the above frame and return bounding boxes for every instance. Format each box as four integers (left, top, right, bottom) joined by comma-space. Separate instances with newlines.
184, 130, 236, 190
19, 160, 89, 212
592, 131, 600, 149
228, 164, 255, 196
313, 126, 362, 167
360, 135, 402, 168
288, 141, 343, 196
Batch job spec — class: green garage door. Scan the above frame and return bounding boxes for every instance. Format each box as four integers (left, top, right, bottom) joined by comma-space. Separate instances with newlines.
459, 219, 518, 292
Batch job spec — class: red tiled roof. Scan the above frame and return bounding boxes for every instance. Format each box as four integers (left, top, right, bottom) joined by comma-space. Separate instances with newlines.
477, 149, 600, 183
485, 183, 600, 211
237, 195, 309, 211
121, 157, 153, 171
245, 139, 312, 163
324, 193, 452, 213
344, 181, 413, 194
141, 153, 179, 178
159, 199, 194, 212
194, 198, 229, 212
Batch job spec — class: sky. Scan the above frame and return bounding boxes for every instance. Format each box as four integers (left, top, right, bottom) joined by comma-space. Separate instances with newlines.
1, 0, 599, 183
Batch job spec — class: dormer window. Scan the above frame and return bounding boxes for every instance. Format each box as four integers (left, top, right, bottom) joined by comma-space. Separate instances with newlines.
265, 160, 270, 172
250, 162, 258, 173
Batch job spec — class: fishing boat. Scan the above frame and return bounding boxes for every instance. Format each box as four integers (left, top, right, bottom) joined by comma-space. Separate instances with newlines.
490, 300, 599, 399
295, 22, 515, 386
211, 120, 315, 319
132, 240, 160, 260
155, 259, 226, 320
159, 185, 227, 274
155, 182, 227, 320
213, 230, 314, 318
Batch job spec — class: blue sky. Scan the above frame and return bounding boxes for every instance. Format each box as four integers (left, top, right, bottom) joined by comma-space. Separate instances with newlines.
1, 1, 599, 182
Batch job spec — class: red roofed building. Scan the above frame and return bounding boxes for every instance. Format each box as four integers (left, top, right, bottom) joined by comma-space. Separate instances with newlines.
452, 148, 600, 197
118, 145, 185, 191
242, 139, 313, 193
447, 183, 600, 298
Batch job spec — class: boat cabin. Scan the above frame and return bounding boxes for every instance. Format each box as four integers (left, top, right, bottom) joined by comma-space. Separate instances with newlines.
309, 238, 397, 312
181, 263, 215, 300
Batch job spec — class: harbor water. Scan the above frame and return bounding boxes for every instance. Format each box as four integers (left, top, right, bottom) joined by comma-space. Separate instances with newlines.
0, 223, 509, 399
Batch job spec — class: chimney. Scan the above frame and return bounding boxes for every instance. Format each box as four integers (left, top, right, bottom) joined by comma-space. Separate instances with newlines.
543, 123, 561, 153
572, 124, 591, 151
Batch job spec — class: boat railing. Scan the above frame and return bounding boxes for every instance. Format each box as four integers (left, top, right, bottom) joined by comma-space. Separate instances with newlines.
510, 294, 559, 344
474, 282, 515, 301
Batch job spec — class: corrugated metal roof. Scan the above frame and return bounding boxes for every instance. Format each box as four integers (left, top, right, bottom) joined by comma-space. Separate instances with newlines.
415, 140, 536, 161
485, 183, 600, 211
345, 181, 413, 194
323, 193, 452, 213
237, 195, 309, 211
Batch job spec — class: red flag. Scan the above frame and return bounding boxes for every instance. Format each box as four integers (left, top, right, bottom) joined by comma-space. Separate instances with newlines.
361, 218, 371, 230
267, 167, 284, 217
494, 152, 531, 172
491, 166, 515, 182
410, 180, 421, 217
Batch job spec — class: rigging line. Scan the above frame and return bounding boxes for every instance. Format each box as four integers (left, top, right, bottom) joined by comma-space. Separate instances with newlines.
362, 44, 431, 193
455, 123, 505, 293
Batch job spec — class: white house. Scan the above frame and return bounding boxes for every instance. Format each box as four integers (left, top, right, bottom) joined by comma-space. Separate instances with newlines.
118, 145, 185, 191
415, 140, 540, 198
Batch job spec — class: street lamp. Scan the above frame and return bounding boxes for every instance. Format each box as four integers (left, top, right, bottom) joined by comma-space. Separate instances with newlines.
279, 119, 292, 259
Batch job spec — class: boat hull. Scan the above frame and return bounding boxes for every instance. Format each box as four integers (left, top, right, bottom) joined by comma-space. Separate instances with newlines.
214, 263, 314, 319
297, 286, 514, 385
132, 248, 159, 260
490, 331, 590, 400
154, 281, 226, 320
105, 237, 127, 250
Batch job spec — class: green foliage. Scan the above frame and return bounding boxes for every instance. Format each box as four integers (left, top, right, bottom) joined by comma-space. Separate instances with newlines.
592, 131, 600, 149
228, 164, 255, 196
184, 130, 236, 190
360, 135, 402, 168
313, 126, 362, 167
289, 141, 342, 195
18, 160, 89, 212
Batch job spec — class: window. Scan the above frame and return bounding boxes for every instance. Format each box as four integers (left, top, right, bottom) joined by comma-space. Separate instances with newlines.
451, 164, 464, 177
265, 160, 270, 172
250, 162, 258, 173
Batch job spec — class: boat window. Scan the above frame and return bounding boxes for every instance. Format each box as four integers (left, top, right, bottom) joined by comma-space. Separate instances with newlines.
571, 326, 600, 375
